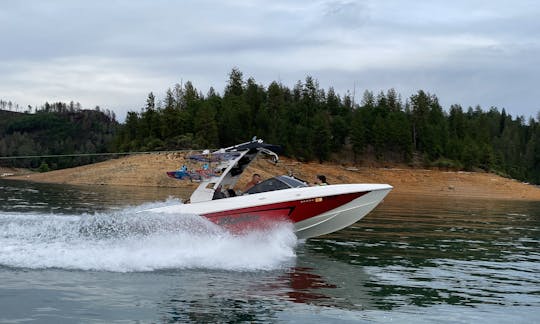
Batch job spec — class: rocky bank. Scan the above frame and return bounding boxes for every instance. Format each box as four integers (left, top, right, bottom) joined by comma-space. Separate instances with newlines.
4, 153, 540, 201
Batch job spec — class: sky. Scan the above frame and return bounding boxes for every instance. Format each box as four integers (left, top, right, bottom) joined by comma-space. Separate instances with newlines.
1, 0, 539, 121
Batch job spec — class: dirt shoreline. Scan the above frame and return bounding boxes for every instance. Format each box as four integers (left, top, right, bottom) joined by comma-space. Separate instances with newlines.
4, 153, 540, 201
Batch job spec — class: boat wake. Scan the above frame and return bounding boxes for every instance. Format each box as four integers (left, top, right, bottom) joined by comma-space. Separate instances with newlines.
0, 201, 297, 272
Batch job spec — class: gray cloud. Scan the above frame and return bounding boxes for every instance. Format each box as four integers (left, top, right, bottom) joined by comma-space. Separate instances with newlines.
321, 1, 370, 29
1, 0, 539, 120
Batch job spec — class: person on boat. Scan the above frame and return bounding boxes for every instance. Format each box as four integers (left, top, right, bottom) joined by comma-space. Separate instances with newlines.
314, 175, 329, 186
212, 185, 226, 200
226, 188, 236, 197
243, 173, 261, 192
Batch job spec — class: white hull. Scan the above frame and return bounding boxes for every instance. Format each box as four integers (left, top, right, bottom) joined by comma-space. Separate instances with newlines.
143, 184, 392, 239
293, 187, 391, 239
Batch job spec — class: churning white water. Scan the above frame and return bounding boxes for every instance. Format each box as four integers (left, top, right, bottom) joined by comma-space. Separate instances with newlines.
0, 200, 297, 272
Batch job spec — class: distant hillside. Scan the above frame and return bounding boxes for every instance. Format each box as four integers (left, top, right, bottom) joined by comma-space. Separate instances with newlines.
0, 104, 119, 170
0, 109, 24, 127
0, 109, 23, 117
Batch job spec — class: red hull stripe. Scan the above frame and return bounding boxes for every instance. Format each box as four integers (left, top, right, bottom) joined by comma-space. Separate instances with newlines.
202, 191, 368, 231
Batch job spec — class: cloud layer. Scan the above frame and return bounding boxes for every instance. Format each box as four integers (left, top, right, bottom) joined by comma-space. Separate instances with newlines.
1, 0, 539, 119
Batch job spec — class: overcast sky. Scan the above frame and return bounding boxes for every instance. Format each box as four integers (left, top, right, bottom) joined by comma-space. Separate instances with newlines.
1, 0, 539, 121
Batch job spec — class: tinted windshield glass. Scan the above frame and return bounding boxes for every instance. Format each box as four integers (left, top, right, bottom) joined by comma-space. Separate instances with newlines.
279, 176, 308, 188
246, 177, 290, 194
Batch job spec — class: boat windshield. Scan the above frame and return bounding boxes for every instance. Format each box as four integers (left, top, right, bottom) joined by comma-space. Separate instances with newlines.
245, 175, 308, 194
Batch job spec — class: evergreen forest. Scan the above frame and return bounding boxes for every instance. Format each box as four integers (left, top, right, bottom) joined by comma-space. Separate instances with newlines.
0, 102, 118, 170
1, 68, 539, 184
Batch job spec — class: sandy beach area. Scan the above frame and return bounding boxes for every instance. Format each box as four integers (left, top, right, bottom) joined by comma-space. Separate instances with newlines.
3, 153, 540, 201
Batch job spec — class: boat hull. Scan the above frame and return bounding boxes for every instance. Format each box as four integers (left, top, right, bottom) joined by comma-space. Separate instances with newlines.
293, 188, 391, 239
142, 184, 392, 239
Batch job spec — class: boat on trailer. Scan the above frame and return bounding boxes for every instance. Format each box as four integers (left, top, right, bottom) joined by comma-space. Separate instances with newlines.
144, 138, 392, 239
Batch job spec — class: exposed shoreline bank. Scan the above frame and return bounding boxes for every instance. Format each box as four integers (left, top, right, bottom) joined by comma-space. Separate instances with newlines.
3, 153, 540, 201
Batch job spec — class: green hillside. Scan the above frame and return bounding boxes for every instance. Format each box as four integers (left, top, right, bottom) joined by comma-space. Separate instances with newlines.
0, 103, 118, 170
2, 69, 539, 185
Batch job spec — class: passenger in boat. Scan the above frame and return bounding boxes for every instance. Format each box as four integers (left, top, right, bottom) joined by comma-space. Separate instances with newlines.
226, 189, 236, 197
314, 175, 329, 186
212, 185, 226, 200
243, 173, 261, 192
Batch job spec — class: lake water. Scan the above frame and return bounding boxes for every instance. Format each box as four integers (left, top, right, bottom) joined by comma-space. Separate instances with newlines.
1, 179, 539, 323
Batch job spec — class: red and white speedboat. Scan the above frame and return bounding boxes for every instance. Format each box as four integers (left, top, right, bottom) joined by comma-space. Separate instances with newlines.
145, 139, 392, 239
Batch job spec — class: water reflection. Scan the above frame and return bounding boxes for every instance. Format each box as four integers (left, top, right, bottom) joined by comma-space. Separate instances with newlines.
307, 193, 540, 310
280, 267, 337, 303
1, 180, 539, 323
0, 179, 190, 213
155, 270, 283, 322
155, 248, 375, 322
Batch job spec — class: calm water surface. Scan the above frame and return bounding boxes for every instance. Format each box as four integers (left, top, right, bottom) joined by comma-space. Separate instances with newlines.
0, 179, 539, 323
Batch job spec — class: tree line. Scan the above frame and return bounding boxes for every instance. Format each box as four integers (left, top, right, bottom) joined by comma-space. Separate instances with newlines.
1, 68, 539, 185
114, 68, 540, 185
